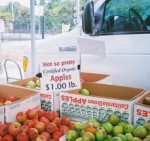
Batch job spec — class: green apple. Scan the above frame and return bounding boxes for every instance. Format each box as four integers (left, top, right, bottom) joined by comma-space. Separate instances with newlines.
66, 130, 79, 140
111, 137, 122, 141
26, 80, 36, 88
113, 126, 124, 136
88, 121, 100, 129
80, 88, 90, 95
104, 135, 113, 141
76, 137, 83, 141
117, 134, 127, 141
133, 126, 148, 139
36, 79, 40, 87
124, 124, 136, 133
82, 132, 95, 141
142, 122, 150, 132
145, 134, 150, 140
108, 114, 120, 126
117, 120, 128, 128
132, 137, 142, 141
125, 133, 134, 140
102, 122, 113, 134
73, 122, 84, 131
95, 127, 106, 141
4, 101, 12, 105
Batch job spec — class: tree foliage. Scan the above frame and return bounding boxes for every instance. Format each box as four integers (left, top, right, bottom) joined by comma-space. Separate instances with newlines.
0, 0, 88, 33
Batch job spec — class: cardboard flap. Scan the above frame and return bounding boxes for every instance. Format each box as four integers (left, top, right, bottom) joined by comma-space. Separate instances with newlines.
66, 83, 145, 101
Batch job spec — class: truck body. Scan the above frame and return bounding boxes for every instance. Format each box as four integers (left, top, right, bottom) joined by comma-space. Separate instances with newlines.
24, 0, 150, 90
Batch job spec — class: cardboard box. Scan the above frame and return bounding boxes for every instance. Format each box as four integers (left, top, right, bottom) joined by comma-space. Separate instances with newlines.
10, 77, 40, 89
0, 104, 4, 124
0, 84, 41, 122
60, 83, 146, 124
10, 73, 111, 112
80, 72, 112, 84
134, 92, 150, 126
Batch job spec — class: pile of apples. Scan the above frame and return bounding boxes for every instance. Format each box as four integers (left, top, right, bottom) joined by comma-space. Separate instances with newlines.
0, 96, 17, 105
66, 114, 150, 141
0, 108, 73, 141
26, 79, 40, 89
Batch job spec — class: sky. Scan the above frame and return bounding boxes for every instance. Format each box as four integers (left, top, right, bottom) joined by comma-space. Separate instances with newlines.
0, 0, 30, 7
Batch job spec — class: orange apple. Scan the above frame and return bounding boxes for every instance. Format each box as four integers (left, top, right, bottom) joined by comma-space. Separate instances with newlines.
21, 125, 30, 133
34, 121, 45, 133
26, 109, 38, 119
40, 131, 51, 140
44, 111, 54, 122
0, 124, 8, 136
27, 128, 39, 139
61, 117, 71, 126
45, 122, 58, 134
36, 134, 48, 141
53, 117, 61, 127
40, 117, 49, 125
16, 111, 27, 123
3, 134, 14, 141
8, 121, 22, 136
23, 119, 35, 128
37, 109, 46, 119
52, 131, 63, 141
17, 133, 29, 141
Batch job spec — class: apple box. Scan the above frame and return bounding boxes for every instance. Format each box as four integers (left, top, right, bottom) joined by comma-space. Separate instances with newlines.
0, 104, 4, 124
80, 72, 112, 84
133, 92, 150, 126
0, 84, 41, 122
9, 77, 56, 111
60, 83, 146, 124
10, 77, 40, 90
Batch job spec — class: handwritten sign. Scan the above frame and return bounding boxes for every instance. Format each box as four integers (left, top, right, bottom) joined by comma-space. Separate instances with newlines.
40, 54, 81, 92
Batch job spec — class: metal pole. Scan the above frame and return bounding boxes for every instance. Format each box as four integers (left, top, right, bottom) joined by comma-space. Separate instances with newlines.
11, 1, 14, 20
30, 0, 36, 76
77, 0, 80, 23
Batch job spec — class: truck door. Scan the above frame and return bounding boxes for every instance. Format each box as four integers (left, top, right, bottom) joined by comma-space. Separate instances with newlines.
81, 0, 150, 89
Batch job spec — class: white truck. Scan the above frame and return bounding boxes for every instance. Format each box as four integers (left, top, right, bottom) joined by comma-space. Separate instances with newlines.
24, 0, 150, 90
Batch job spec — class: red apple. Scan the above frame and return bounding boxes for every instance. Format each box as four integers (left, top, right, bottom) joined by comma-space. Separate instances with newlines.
27, 128, 39, 139
0, 97, 6, 103
40, 117, 49, 125
53, 117, 61, 127
26, 109, 38, 119
0, 124, 8, 136
23, 119, 35, 128
52, 131, 63, 141
37, 109, 46, 119
33, 118, 39, 125
17, 133, 29, 141
40, 131, 51, 140
51, 111, 59, 118
59, 125, 70, 135
3, 134, 14, 141
0, 136, 3, 141
21, 125, 30, 133
45, 122, 58, 134
44, 111, 54, 122
34, 121, 45, 133
36, 134, 48, 141
8, 121, 22, 136
4, 122, 11, 130
61, 117, 71, 126
16, 111, 27, 123
6, 96, 16, 102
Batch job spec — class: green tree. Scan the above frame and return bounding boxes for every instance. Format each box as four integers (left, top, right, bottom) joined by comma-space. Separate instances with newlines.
44, 0, 75, 33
